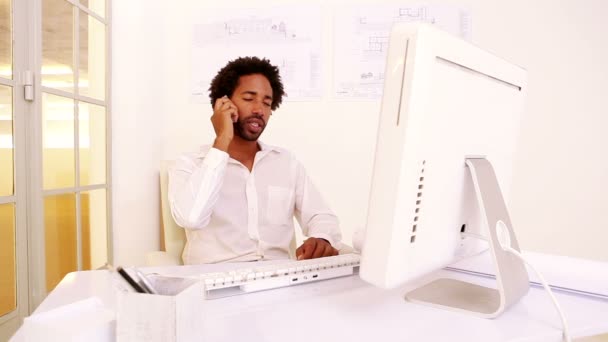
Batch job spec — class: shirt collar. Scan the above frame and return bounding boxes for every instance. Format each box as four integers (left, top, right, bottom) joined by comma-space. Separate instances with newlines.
257, 140, 282, 153
198, 140, 282, 157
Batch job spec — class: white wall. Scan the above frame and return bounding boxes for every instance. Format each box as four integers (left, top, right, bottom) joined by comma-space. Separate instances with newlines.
499, 1, 608, 261
112, 0, 608, 266
112, 1, 167, 266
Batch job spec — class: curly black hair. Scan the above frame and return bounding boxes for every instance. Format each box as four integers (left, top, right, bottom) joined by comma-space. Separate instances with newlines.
209, 56, 285, 111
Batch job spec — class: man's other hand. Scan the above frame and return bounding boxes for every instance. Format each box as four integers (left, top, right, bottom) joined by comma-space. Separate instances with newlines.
296, 238, 338, 260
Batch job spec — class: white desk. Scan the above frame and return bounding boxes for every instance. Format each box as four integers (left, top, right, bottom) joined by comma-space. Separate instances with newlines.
10, 255, 608, 342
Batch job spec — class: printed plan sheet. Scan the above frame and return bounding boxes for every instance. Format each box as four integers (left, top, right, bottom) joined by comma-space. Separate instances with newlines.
191, 6, 323, 103
334, 5, 472, 99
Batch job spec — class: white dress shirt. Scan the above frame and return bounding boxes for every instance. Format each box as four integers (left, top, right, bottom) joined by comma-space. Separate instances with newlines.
168, 141, 342, 264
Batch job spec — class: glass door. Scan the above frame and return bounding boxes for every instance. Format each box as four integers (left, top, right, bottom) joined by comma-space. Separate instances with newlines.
0, 0, 111, 337
27, 0, 111, 304
0, 0, 29, 339
38, 0, 110, 294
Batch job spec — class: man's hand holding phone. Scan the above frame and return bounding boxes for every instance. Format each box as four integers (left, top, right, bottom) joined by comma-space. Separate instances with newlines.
211, 95, 238, 152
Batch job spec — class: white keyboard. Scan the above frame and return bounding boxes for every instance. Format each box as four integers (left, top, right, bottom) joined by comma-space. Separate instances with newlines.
199, 253, 360, 299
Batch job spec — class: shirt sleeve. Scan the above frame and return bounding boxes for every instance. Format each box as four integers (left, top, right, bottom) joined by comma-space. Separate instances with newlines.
293, 160, 343, 250
168, 147, 228, 229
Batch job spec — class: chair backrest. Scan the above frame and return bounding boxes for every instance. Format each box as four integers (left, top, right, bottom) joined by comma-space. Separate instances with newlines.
159, 160, 186, 264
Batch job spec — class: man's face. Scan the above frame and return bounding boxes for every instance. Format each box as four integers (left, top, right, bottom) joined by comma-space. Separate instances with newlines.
230, 74, 274, 141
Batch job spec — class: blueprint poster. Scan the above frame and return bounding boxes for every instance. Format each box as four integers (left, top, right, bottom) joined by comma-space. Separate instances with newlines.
191, 6, 323, 103
334, 5, 472, 99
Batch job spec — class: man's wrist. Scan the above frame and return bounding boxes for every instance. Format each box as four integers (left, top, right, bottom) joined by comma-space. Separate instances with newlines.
213, 136, 232, 152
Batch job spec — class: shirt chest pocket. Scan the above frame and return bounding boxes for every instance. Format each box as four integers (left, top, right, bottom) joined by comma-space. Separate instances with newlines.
266, 186, 294, 225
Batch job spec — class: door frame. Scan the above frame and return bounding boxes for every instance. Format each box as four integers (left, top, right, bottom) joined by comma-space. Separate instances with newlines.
0, 0, 31, 338
27, 0, 114, 310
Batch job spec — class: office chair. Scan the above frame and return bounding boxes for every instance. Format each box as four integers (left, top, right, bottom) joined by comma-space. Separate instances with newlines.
145, 160, 187, 266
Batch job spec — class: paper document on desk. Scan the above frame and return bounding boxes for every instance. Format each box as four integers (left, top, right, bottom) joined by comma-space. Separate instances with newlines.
448, 251, 608, 299
23, 297, 115, 342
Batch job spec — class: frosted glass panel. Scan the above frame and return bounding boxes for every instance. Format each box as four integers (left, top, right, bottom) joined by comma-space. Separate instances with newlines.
79, 10, 106, 100
79, 102, 106, 186
0, 0, 12, 79
43, 93, 75, 189
81, 189, 107, 270
0, 203, 16, 317
45, 194, 77, 292
0, 85, 13, 196
42, 0, 74, 92
80, 0, 105, 18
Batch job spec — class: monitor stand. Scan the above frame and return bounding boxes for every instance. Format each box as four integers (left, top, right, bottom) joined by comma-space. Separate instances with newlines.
404, 158, 529, 318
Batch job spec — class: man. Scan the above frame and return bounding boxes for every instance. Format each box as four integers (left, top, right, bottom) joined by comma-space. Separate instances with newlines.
169, 56, 342, 264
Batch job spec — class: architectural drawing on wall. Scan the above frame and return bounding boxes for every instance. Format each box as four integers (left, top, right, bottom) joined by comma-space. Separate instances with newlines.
334, 5, 472, 99
222, 19, 292, 38
365, 35, 390, 53
190, 6, 323, 103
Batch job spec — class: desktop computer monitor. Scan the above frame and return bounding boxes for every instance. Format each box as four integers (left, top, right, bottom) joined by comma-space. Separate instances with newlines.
359, 23, 530, 318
